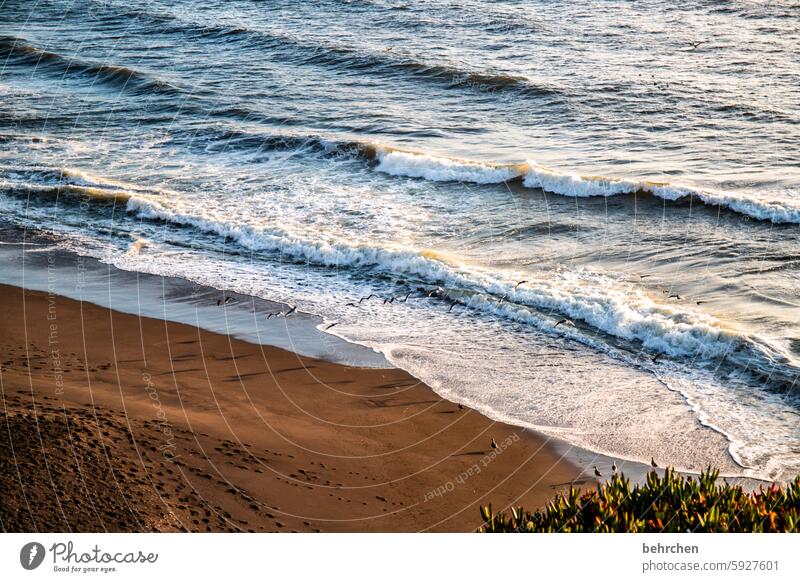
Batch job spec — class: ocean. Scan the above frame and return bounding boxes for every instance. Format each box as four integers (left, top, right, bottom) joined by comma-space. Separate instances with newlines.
1, 0, 798, 480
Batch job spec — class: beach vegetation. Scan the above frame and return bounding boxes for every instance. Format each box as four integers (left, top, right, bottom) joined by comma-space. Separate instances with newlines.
478, 468, 800, 532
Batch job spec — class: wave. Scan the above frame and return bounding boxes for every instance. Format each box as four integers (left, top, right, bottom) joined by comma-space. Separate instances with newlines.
108, 11, 564, 100
3, 163, 798, 390
0, 166, 162, 203
86, 122, 800, 225
372, 148, 800, 225
0, 36, 179, 96
124, 195, 799, 387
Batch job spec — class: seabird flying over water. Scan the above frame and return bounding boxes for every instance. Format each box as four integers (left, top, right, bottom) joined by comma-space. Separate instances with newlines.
324, 322, 338, 331
265, 312, 281, 319
359, 294, 374, 303
285, 305, 297, 316
652, 353, 662, 363
514, 280, 528, 289
553, 318, 574, 328
668, 294, 682, 300
346, 302, 358, 307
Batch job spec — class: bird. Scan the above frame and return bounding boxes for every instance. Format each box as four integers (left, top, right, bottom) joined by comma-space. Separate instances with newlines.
490, 438, 498, 450
458, 403, 464, 410
651, 457, 658, 469
652, 353, 662, 363
323, 322, 338, 331
383, 297, 395, 304
346, 302, 358, 307
638, 274, 652, 279
497, 293, 508, 305
224, 296, 234, 305
400, 291, 412, 302
594, 466, 602, 478
359, 294, 375, 303
265, 312, 281, 320
447, 301, 460, 313
668, 294, 682, 300
696, 300, 708, 305
285, 305, 297, 316
688, 41, 704, 51
216, 299, 221, 306
612, 461, 617, 473
553, 318, 574, 328
514, 280, 528, 289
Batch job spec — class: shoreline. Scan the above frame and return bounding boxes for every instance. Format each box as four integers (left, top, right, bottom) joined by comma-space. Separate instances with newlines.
0, 228, 766, 491
0, 279, 590, 532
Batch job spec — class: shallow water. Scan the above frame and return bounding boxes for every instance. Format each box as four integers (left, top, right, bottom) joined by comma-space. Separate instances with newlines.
1, 0, 798, 479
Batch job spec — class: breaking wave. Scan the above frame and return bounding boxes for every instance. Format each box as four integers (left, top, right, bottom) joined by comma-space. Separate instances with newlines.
372, 148, 800, 225
12, 173, 783, 387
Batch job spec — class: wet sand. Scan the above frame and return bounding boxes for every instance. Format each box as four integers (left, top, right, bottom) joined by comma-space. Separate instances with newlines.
0, 283, 584, 532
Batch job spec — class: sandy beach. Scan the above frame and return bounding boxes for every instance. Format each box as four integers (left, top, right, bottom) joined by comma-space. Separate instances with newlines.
0, 283, 584, 532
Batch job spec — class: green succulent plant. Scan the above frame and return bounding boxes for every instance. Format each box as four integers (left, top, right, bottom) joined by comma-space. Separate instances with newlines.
478, 467, 800, 533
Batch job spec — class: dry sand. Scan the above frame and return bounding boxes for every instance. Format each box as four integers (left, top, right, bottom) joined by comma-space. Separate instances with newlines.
0, 283, 584, 532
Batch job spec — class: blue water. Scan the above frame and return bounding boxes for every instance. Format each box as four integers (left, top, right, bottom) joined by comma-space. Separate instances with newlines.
1, 0, 798, 479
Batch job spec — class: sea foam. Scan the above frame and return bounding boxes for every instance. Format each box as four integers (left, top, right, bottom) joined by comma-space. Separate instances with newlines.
370, 146, 800, 224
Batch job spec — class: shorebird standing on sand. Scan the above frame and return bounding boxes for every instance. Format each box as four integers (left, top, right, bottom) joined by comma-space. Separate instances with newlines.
490, 438, 498, 451
651, 457, 659, 469
612, 461, 617, 474
594, 466, 602, 478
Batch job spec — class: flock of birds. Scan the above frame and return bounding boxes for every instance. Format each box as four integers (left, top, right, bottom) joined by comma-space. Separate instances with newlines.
215, 272, 707, 367
217, 273, 708, 374
592, 457, 660, 480
217, 286, 670, 480
215, 280, 559, 332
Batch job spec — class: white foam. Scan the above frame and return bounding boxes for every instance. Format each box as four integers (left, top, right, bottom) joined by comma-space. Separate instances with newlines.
367, 146, 800, 224
125, 195, 797, 374
521, 161, 800, 224
374, 147, 524, 184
